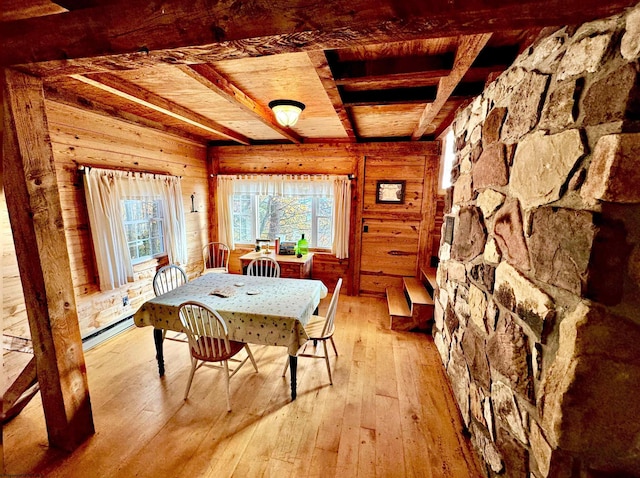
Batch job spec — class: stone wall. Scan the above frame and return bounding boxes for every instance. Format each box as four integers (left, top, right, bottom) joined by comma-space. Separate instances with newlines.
435, 5, 640, 477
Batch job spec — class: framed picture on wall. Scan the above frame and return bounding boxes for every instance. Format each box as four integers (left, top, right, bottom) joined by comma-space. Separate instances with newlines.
376, 180, 405, 204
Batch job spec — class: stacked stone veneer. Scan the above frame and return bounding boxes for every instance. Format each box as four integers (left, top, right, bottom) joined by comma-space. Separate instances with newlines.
435, 6, 640, 477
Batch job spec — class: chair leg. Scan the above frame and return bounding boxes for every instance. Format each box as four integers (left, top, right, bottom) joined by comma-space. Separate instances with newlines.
322, 341, 333, 385
184, 357, 198, 400
223, 360, 232, 412
245, 344, 259, 373
330, 336, 338, 356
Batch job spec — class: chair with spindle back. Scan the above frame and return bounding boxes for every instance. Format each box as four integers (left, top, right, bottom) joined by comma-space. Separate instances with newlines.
179, 301, 258, 411
246, 256, 280, 278
202, 242, 230, 274
153, 264, 188, 342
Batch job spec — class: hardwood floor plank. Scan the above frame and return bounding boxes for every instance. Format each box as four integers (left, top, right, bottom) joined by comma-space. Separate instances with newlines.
375, 394, 406, 476
3, 295, 483, 478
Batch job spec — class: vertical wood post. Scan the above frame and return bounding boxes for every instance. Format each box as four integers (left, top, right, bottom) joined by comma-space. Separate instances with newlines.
418, 144, 441, 273
1, 83, 5, 472
350, 155, 366, 296
2, 68, 94, 451
207, 148, 219, 243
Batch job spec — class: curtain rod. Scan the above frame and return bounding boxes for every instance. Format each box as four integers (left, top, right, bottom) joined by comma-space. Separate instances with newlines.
76, 163, 181, 179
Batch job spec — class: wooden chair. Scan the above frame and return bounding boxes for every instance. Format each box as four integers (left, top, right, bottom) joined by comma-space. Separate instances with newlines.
153, 264, 188, 342
246, 256, 280, 277
202, 242, 230, 274
178, 301, 258, 411
153, 264, 187, 296
283, 278, 342, 385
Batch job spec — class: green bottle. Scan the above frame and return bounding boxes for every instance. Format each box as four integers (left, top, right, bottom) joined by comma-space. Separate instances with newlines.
297, 233, 308, 257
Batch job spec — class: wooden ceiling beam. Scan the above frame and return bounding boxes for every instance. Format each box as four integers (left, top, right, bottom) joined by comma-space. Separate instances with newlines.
2, 1, 637, 72
411, 33, 492, 141
44, 84, 210, 144
70, 73, 251, 145
178, 64, 303, 144
307, 50, 357, 141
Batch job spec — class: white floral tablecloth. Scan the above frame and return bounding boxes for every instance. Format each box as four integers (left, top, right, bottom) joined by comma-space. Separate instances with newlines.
134, 273, 328, 355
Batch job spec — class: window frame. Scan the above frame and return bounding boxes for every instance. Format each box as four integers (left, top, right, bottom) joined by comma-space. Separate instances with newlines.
122, 197, 166, 264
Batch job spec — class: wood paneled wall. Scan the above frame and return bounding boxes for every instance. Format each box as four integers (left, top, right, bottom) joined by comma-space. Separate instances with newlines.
211, 141, 441, 296
2, 101, 209, 340
359, 148, 441, 296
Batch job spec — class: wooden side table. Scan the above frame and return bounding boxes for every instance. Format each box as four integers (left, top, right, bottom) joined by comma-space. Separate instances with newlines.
239, 251, 314, 279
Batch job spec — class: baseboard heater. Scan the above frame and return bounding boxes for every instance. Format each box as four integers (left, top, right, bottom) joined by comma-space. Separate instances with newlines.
82, 315, 135, 351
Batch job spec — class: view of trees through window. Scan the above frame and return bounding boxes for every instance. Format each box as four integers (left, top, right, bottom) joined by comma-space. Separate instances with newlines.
233, 194, 333, 248
122, 198, 165, 262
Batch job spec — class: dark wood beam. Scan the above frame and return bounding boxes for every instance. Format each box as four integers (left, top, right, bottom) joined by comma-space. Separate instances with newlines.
307, 51, 357, 141
342, 86, 437, 107
1, 1, 636, 73
178, 64, 303, 144
336, 69, 452, 92
71, 73, 251, 144
412, 33, 492, 140
332, 53, 454, 79
2, 68, 95, 451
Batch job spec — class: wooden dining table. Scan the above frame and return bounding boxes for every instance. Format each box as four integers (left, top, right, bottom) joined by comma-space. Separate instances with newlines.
133, 272, 328, 400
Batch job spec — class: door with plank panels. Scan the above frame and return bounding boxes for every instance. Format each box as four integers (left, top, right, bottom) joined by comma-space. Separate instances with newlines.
358, 154, 426, 296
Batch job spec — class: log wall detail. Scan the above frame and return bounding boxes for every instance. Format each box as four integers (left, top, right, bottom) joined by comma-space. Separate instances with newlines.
2, 100, 209, 343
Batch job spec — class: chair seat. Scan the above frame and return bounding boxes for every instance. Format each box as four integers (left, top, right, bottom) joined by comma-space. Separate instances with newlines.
191, 337, 246, 362
304, 315, 334, 340
202, 267, 228, 275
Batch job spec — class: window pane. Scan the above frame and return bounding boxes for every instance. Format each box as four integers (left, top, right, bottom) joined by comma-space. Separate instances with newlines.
233, 215, 252, 243
142, 239, 152, 257
125, 224, 136, 242
318, 197, 333, 216
151, 237, 163, 255
257, 196, 312, 242
317, 217, 332, 248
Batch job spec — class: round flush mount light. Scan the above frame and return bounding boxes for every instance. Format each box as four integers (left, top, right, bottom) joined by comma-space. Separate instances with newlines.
268, 99, 306, 127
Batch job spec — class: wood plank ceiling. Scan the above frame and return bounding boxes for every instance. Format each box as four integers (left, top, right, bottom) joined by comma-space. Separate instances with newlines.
3, 1, 638, 145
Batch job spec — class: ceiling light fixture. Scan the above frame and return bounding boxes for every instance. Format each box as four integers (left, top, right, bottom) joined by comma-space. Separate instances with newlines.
269, 99, 305, 127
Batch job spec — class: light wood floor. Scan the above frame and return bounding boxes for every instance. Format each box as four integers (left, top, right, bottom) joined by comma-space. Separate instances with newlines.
4, 295, 483, 477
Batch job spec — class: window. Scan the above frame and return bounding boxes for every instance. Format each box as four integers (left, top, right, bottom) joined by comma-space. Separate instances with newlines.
219, 174, 350, 259
441, 129, 456, 189
84, 167, 187, 291
232, 193, 333, 248
122, 198, 165, 262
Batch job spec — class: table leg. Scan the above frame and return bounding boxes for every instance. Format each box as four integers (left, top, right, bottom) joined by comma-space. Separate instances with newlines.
289, 354, 297, 400
153, 328, 165, 376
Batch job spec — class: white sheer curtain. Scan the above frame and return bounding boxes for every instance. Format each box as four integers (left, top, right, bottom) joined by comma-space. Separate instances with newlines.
84, 169, 131, 290
217, 174, 350, 257
332, 176, 351, 259
217, 176, 235, 249
84, 167, 187, 291
232, 174, 333, 197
